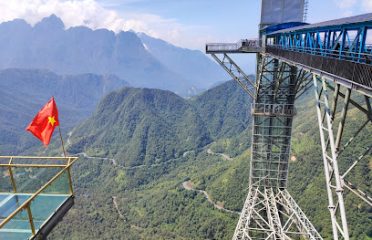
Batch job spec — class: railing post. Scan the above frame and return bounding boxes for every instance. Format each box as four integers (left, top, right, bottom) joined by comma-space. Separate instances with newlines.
67, 158, 74, 195
8, 157, 17, 193
26, 203, 36, 235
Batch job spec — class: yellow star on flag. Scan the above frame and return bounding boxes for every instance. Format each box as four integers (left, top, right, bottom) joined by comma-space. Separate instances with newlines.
48, 116, 57, 126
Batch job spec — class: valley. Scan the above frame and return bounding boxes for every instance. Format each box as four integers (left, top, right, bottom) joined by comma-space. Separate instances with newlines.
48, 87, 370, 239
0, 69, 370, 239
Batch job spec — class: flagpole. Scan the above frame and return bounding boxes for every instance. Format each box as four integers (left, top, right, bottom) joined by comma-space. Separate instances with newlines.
58, 126, 67, 157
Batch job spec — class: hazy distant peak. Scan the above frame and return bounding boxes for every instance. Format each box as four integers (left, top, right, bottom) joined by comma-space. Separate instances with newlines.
0, 18, 28, 27
0, 18, 31, 33
34, 14, 65, 30
117, 31, 140, 41
116, 31, 145, 50
138, 32, 176, 48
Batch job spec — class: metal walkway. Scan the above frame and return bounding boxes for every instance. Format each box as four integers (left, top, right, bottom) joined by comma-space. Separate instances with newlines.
265, 13, 372, 95
206, 39, 261, 53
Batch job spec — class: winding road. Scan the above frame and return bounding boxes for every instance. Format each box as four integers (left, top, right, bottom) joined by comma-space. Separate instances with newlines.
112, 196, 126, 221
73, 152, 185, 171
75, 152, 146, 169
182, 181, 240, 215
207, 148, 233, 161
67, 131, 239, 217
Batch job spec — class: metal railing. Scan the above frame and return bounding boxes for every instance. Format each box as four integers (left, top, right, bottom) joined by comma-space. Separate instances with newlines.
267, 44, 372, 65
206, 39, 261, 52
206, 43, 241, 52
0, 156, 78, 237
266, 45, 372, 91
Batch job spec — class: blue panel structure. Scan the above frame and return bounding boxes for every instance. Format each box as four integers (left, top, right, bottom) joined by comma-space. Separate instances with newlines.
262, 22, 308, 35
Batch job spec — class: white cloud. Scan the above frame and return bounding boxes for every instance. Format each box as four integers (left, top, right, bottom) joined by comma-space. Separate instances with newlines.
362, 0, 372, 11
0, 0, 210, 50
341, 10, 354, 17
334, 0, 357, 9
332, 0, 358, 18
0, 0, 123, 30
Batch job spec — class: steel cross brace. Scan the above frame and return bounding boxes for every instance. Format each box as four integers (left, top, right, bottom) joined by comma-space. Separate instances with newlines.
278, 190, 323, 240
313, 74, 372, 240
233, 187, 323, 240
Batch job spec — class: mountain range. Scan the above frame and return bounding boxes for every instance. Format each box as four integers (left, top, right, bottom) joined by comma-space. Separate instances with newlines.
0, 15, 225, 96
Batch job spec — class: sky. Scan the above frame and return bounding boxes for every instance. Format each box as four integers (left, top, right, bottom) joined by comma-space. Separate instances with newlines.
0, 0, 371, 73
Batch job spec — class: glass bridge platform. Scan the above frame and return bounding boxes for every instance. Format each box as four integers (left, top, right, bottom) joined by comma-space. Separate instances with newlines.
0, 156, 78, 240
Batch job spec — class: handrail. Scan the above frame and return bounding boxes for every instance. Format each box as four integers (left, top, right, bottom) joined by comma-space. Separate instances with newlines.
206, 39, 260, 52
267, 44, 372, 65
0, 156, 78, 232
0, 156, 74, 160
206, 43, 240, 51
273, 45, 372, 58
0, 164, 68, 168
0, 156, 77, 167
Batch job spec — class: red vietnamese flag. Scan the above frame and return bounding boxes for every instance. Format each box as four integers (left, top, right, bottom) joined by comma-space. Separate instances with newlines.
26, 97, 59, 146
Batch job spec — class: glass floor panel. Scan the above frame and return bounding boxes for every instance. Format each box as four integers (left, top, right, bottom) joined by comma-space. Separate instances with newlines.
0, 193, 69, 240
0, 231, 31, 240
0, 195, 10, 203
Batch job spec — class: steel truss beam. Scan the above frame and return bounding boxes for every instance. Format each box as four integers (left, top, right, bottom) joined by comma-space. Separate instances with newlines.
210, 53, 256, 98
313, 74, 372, 240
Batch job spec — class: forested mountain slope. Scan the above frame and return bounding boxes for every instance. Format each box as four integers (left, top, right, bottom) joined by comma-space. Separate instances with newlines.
51, 82, 371, 239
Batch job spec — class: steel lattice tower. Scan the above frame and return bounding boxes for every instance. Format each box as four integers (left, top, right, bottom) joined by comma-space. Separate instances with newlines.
214, 53, 323, 239
206, 1, 371, 239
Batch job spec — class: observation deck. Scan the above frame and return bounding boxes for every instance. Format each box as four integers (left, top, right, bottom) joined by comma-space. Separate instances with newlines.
206, 39, 262, 53
0, 156, 78, 240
